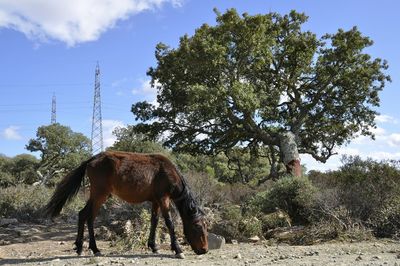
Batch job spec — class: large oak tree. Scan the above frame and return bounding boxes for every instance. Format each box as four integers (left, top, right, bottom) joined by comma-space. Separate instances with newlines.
131, 9, 390, 176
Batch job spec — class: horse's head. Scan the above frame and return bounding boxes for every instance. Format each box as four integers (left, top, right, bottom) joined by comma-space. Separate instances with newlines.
173, 176, 208, 254
183, 214, 208, 255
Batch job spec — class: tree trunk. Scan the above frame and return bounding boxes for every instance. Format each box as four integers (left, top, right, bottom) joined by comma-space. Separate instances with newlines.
279, 132, 302, 177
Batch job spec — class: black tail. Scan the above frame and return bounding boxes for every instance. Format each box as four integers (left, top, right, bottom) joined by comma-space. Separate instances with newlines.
44, 157, 95, 218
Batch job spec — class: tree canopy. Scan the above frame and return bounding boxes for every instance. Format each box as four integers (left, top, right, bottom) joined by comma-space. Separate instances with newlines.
131, 9, 390, 171
26, 123, 91, 184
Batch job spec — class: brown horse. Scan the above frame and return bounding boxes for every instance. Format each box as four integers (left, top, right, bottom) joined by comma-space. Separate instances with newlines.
44, 151, 208, 257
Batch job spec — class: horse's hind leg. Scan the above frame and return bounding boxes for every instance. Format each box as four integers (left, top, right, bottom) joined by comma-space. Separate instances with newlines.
160, 197, 184, 258
147, 201, 160, 253
75, 200, 92, 255
87, 194, 108, 256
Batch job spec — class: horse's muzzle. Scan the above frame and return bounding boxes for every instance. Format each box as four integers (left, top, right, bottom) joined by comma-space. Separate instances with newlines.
195, 248, 208, 255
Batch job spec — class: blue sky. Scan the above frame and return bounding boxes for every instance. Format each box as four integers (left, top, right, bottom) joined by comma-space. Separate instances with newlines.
0, 0, 399, 171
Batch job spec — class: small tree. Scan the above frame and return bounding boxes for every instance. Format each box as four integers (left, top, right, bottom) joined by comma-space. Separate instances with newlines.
131, 9, 390, 176
110, 125, 169, 154
26, 123, 91, 185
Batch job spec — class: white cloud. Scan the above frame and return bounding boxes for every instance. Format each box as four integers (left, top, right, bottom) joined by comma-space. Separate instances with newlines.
387, 133, 400, 147
102, 119, 125, 148
132, 79, 160, 106
367, 151, 400, 161
132, 78, 157, 95
375, 114, 398, 124
0, 0, 183, 46
2, 126, 22, 140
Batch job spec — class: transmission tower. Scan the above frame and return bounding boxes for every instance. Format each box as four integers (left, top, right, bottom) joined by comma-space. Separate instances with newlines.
51, 93, 56, 124
91, 62, 104, 155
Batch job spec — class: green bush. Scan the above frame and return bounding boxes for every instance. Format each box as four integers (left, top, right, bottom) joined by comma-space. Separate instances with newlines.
369, 199, 400, 238
111, 208, 152, 251
239, 216, 262, 238
0, 184, 85, 221
260, 176, 317, 224
210, 204, 262, 241
261, 210, 292, 231
309, 156, 400, 238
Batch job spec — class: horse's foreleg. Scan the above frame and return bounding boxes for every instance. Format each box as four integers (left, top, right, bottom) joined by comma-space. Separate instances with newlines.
75, 200, 92, 255
147, 202, 160, 253
87, 194, 108, 256
160, 198, 184, 258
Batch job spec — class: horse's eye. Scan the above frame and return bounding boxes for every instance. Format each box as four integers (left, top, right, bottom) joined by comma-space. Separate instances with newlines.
194, 223, 202, 230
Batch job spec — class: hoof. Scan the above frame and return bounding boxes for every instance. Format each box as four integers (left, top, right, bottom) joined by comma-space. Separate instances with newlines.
175, 253, 185, 259
73, 247, 82, 256
153, 250, 160, 254
94, 251, 102, 257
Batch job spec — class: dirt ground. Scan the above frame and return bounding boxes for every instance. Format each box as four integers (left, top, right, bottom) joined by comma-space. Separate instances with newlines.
1, 222, 400, 266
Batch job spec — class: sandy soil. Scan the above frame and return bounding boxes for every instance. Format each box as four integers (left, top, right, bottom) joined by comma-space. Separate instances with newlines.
1, 222, 400, 266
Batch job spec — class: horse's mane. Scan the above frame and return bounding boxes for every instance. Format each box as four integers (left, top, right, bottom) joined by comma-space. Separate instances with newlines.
172, 173, 204, 221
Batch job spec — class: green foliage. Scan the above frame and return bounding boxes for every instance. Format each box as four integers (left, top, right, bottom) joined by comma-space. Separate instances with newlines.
211, 204, 262, 241
261, 210, 292, 231
132, 8, 390, 164
111, 127, 270, 184
238, 216, 262, 238
0, 184, 85, 221
174, 148, 271, 184
0, 154, 40, 187
309, 156, 400, 238
110, 126, 169, 155
26, 123, 91, 185
256, 176, 317, 224
112, 208, 152, 251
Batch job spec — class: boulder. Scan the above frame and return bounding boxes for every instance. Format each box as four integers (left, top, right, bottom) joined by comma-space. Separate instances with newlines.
208, 233, 225, 249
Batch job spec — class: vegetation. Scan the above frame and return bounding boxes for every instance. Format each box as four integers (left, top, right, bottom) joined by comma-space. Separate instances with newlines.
131, 9, 390, 175
26, 123, 91, 185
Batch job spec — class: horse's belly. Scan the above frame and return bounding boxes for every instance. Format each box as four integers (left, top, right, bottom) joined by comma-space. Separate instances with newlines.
111, 177, 153, 204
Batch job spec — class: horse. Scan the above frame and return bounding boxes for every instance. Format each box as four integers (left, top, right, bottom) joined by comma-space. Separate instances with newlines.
44, 151, 208, 258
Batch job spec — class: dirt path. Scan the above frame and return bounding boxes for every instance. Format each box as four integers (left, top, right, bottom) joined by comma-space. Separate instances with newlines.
1, 222, 400, 265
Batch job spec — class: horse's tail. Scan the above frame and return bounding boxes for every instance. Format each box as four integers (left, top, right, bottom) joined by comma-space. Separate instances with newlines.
44, 156, 96, 218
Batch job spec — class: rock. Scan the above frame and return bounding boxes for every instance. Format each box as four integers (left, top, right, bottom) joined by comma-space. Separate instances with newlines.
248, 236, 260, 243
123, 220, 133, 236
304, 251, 319, 256
356, 255, 362, 261
176, 253, 185, 259
0, 240, 11, 245
231, 239, 238, 244
0, 218, 18, 227
208, 233, 225, 250
234, 253, 242, 259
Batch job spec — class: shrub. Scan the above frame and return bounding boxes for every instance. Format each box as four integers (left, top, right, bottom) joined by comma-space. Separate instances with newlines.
260, 176, 317, 224
184, 171, 224, 207
261, 210, 292, 231
210, 204, 262, 241
369, 199, 400, 239
238, 216, 262, 238
309, 156, 400, 238
0, 184, 85, 221
110, 208, 152, 251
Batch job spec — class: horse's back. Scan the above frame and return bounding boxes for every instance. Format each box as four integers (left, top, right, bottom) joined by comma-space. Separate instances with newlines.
86, 151, 178, 203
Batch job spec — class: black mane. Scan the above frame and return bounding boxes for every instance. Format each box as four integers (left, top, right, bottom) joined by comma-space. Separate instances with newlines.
172, 175, 204, 221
